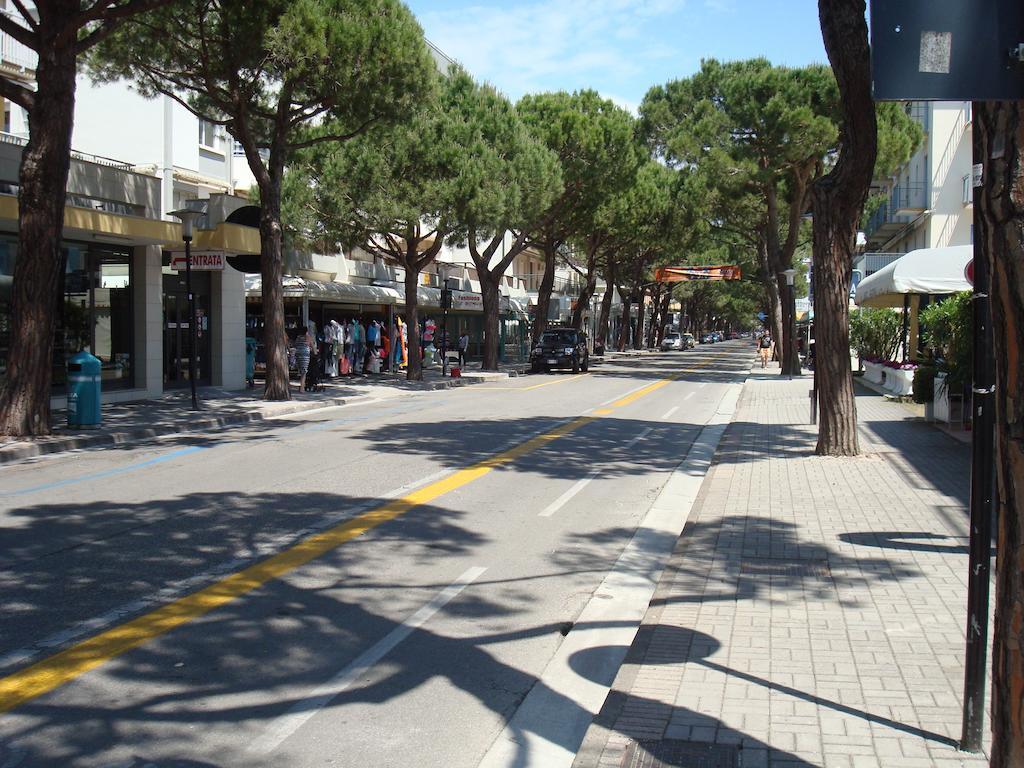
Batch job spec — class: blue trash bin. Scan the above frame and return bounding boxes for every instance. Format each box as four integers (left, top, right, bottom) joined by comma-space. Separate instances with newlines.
67, 351, 102, 427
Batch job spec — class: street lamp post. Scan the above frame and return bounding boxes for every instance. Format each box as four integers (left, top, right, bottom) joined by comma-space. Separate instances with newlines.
169, 208, 203, 410
781, 268, 798, 380
440, 269, 453, 376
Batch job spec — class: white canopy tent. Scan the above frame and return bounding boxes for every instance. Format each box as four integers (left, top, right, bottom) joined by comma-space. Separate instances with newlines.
854, 245, 972, 308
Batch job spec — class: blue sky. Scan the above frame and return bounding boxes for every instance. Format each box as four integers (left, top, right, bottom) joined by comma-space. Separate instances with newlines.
405, 0, 829, 113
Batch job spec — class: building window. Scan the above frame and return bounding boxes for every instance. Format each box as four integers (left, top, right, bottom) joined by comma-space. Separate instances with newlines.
1, 241, 135, 394
962, 173, 972, 205
198, 119, 220, 151
58, 244, 135, 391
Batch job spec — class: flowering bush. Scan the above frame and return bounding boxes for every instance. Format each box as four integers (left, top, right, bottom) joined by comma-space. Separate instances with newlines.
850, 308, 903, 363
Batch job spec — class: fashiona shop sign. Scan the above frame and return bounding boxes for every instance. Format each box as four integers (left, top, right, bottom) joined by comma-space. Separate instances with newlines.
452, 291, 482, 311
170, 252, 226, 271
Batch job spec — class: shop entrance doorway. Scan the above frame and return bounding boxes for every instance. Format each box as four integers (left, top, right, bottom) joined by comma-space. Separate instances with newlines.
163, 272, 212, 387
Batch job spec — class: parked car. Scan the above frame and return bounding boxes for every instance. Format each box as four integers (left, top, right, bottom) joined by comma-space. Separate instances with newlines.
681, 333, 695, 349
700, 333, 714, 344
530, 326, 589, 373
728, 331, 739, 340
661, 332, 684, 351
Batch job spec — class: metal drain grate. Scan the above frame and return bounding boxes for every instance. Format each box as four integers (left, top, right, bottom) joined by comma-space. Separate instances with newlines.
620, 740, 740, 768
738, 559, 831, 578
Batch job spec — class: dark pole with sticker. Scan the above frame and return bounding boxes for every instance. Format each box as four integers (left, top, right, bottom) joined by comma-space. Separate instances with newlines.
960, 103, 995, 753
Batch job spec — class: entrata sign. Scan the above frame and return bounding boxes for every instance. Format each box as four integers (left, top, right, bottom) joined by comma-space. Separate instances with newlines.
170, 252, 226, 271
965, 258, 974, 286
655, 265, 742, 283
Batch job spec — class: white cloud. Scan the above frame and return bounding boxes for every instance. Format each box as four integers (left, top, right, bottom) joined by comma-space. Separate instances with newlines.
416, 0, 689, 101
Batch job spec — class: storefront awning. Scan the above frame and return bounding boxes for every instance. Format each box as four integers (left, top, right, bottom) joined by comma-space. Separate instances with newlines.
244, 274, 529, 317
0, 195, 181, 246
855, 245, 972, 308
245, 274, 402, 305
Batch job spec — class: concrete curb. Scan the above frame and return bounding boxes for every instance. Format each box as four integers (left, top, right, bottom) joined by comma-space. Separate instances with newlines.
479, 379, 746, 768
0, 368, 522, 465
0, 395, 366, 465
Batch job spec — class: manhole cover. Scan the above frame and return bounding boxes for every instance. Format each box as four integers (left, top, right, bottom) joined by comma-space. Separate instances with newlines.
620, 740, 740, 768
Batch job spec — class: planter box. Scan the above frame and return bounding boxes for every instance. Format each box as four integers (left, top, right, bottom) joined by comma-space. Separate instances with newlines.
933, 373, 964, 425
882, 367, 914, 396
863, 361, 883, 384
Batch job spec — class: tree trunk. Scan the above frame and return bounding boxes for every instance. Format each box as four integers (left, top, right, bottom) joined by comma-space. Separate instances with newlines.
532, 241, 557, 343
480, 271, 501, 370
571, 268, 597, 330
258, 174, 290, 401
616, 287, 632, 351
656, 287, 672, 346
777, 279, 801, 374
595, 256, 617, 352
0, 34, 77, 436
811, 0, 878, 456
757, 240, 783, 351
633, 288, 646, 350
646, 283, 662, 349
976, 100, 1024, 768
403, 260, 422, 381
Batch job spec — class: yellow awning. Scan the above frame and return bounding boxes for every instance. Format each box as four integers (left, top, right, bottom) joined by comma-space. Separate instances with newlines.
0, 196, 260, 255
0, 195, 178, 245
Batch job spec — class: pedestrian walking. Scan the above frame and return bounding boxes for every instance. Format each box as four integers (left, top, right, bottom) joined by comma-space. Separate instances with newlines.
458, 331, 469, 368
758, 333, 773, 368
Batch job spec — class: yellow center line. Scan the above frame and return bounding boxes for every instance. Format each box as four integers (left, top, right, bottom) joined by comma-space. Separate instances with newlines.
521, 373, 587, 390
0, 415, 594, 714
0, 360, 710, 714
470, 373, 588, 392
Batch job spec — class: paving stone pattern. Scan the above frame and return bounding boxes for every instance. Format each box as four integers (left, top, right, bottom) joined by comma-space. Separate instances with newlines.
578, 371, 991, 768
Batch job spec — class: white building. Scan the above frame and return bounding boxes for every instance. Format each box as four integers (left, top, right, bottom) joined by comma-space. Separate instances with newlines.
855, 101, 974, 361
859, 101, 973, 267
0, 34, 255, 405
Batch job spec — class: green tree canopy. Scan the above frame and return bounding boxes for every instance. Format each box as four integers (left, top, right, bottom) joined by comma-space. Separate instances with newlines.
515, 90, 643, 343
89, 0, 436, 398
641, 58, 839, 373
282, 67, 559, 379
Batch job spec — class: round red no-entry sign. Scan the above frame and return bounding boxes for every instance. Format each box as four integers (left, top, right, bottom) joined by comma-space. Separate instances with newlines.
965, 258, 974, 286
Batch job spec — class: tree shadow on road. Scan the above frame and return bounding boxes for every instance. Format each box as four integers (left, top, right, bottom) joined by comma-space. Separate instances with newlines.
0, 490, 951, 768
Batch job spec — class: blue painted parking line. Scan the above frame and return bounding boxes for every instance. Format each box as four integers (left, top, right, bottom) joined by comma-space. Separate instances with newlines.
0, 446, 206, 498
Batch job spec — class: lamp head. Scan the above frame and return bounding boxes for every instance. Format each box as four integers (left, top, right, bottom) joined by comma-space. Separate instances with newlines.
781, 268, 797, 286
168, 208, 202, 240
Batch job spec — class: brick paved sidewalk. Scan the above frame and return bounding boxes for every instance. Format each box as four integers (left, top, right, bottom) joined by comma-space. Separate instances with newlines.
574, 370, 989, 768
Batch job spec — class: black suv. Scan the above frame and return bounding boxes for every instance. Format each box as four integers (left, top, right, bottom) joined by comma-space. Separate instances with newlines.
530, 327, 589, 373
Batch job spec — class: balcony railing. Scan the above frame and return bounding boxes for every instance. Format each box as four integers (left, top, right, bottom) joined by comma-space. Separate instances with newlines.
890, 182, 927, 213
0, 27, 36, 74
0, 131, 136, 172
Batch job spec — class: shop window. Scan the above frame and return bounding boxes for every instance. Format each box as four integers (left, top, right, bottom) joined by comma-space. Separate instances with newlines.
0, 240, 135, 393
57, 245, 135, 391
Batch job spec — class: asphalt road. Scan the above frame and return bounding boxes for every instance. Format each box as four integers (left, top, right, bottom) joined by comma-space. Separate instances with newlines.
0, 342, 754, 768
